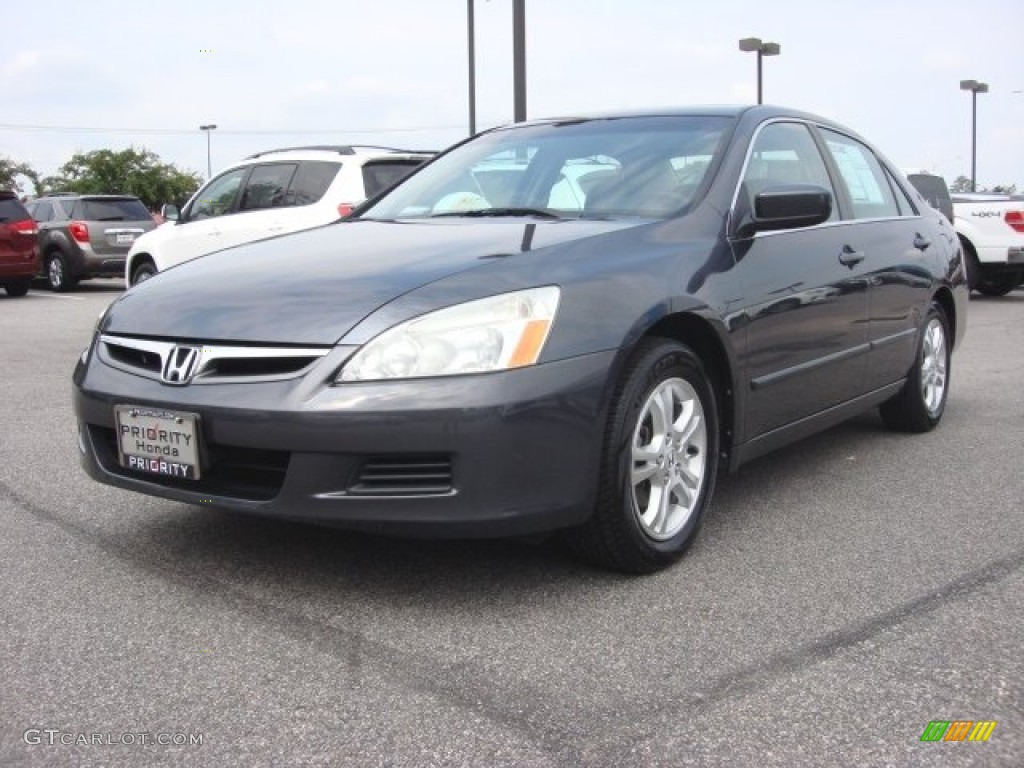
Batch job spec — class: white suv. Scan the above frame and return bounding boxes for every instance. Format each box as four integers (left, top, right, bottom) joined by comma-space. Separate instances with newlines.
125, 145, 433, 285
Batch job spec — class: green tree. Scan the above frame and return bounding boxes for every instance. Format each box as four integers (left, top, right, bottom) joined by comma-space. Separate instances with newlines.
949, 175, 1018, 195
950, 175, 973, 193
0, 156, 41, 197
42, 147, 202, 209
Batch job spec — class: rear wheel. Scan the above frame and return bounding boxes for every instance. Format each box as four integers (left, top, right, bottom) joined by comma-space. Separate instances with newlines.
961, 244, 980, 292
567, 338, 719, 573
880, 302, 950, 433
4, 279, 30, 297
46, 252, 77, 292
975, 272, 1021, 297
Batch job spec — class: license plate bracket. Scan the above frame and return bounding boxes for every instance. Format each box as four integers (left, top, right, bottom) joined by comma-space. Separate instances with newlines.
115, 405, 201, 480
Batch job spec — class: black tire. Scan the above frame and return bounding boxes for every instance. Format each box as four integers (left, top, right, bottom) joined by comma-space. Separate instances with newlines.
880, 301, 951, 433
975, 272, 1021, 297
4, 279, 30, 297
131, 260, 157, 285
960, 241, 980, 293
46, 252, 77, 292
566, 338, 720, 573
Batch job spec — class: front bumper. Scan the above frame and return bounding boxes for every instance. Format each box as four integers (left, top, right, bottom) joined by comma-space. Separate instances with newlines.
73, 348, 617, 537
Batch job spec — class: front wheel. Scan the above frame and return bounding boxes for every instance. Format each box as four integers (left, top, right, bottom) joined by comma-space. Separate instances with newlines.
130, 261, 157, 285
567, 338, 720, 573
880, 302, 950, 433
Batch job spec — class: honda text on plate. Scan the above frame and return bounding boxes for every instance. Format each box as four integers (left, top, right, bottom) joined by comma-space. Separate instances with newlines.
73, 106, 967, 573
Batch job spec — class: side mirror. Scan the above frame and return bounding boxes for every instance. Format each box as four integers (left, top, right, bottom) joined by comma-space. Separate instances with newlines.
161, 204, 180, 222
734, 184, 832, 239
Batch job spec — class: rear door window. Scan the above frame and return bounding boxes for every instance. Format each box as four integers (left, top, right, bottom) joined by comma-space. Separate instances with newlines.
820, 130, 900, 219
285, 161, 341, 206
239, 164, 297, 211
362, 160, 425, 198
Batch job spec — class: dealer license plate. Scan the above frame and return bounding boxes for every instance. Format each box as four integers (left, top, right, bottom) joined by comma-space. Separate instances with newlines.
115, 405, 201, 480
116, 233, 135, 244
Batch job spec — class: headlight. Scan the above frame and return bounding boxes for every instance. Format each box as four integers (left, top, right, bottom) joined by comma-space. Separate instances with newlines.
338, 286, 561, 382
81, 304, 113, 365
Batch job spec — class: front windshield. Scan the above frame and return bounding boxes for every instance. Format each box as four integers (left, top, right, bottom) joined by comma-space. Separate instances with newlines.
362, 115, 733, 220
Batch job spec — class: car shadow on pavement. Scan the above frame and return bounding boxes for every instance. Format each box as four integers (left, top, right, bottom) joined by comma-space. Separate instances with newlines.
108, 410, 900, 607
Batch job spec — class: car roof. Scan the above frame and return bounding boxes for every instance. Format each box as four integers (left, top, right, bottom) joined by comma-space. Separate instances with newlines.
242, 145, 435, 162
484, 104, 861, 140
39, 193, 144, 200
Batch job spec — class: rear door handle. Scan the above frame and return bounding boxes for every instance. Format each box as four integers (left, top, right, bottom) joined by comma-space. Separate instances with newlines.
913, 233, 931, 251
838, 245, 864, 268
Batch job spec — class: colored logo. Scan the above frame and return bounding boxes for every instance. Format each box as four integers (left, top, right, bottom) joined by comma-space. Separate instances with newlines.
920, 720, 997, 742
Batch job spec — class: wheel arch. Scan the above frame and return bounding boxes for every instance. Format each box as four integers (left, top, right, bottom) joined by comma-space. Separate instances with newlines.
931, 286, 957, 347
126, 252, 155, 286
641, 311, 738, 470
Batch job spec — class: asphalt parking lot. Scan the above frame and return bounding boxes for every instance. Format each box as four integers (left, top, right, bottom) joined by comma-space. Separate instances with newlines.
1, 281, 1021, 767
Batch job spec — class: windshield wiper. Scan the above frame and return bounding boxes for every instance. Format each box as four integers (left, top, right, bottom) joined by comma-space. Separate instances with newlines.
431, 207, 560, 220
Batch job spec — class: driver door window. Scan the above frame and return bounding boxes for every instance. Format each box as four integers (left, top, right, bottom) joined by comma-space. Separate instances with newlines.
189, 169, 247, 220
741, 122, 838, 223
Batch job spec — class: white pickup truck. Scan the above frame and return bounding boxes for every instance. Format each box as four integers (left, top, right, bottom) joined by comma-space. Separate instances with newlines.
952, 193, 1024, 296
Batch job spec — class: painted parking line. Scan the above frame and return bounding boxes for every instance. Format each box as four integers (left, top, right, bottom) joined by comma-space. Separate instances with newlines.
26, 292, 84, 301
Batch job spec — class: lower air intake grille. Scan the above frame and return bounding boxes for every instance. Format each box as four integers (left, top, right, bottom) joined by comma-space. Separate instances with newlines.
89, 425, 288, 501
349, 456, 454, 496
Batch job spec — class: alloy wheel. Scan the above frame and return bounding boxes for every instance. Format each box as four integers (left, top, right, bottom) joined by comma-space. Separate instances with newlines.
920, 317, 947, 416
630, 377, 707, 541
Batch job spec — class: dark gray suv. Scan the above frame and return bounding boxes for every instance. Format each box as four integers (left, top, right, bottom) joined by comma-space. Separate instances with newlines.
26, 194, 155, 291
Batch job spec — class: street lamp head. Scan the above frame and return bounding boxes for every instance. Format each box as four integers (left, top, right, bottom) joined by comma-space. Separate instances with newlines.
739, 37, 779, 55
960, 80, 989, 93
199, 124, 218, 131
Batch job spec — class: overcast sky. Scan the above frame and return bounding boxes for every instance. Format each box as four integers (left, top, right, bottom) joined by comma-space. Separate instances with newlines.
2, 0, 1021, 192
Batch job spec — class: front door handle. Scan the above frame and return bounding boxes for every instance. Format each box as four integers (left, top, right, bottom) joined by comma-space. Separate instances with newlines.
838, 245, 865, 268
913, 233, 932, 251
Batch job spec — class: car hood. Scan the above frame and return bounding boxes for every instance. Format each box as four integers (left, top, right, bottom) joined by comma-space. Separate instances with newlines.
106, 218, 640, 344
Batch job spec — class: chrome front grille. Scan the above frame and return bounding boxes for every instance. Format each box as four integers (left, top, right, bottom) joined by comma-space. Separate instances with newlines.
98, 334, 330, 384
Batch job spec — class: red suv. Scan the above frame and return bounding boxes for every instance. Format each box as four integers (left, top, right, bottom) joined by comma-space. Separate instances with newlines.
0, 190, 39, 297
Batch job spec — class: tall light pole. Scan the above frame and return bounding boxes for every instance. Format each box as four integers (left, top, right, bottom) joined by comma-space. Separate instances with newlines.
199, 124, 217, 178
959, 79, 988, 192
739, 37, 781, 104
467, 0, 476, 135
513, 0, 526, 122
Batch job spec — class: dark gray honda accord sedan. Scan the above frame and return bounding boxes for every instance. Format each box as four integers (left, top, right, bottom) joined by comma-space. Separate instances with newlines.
73, 106, 968, 572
